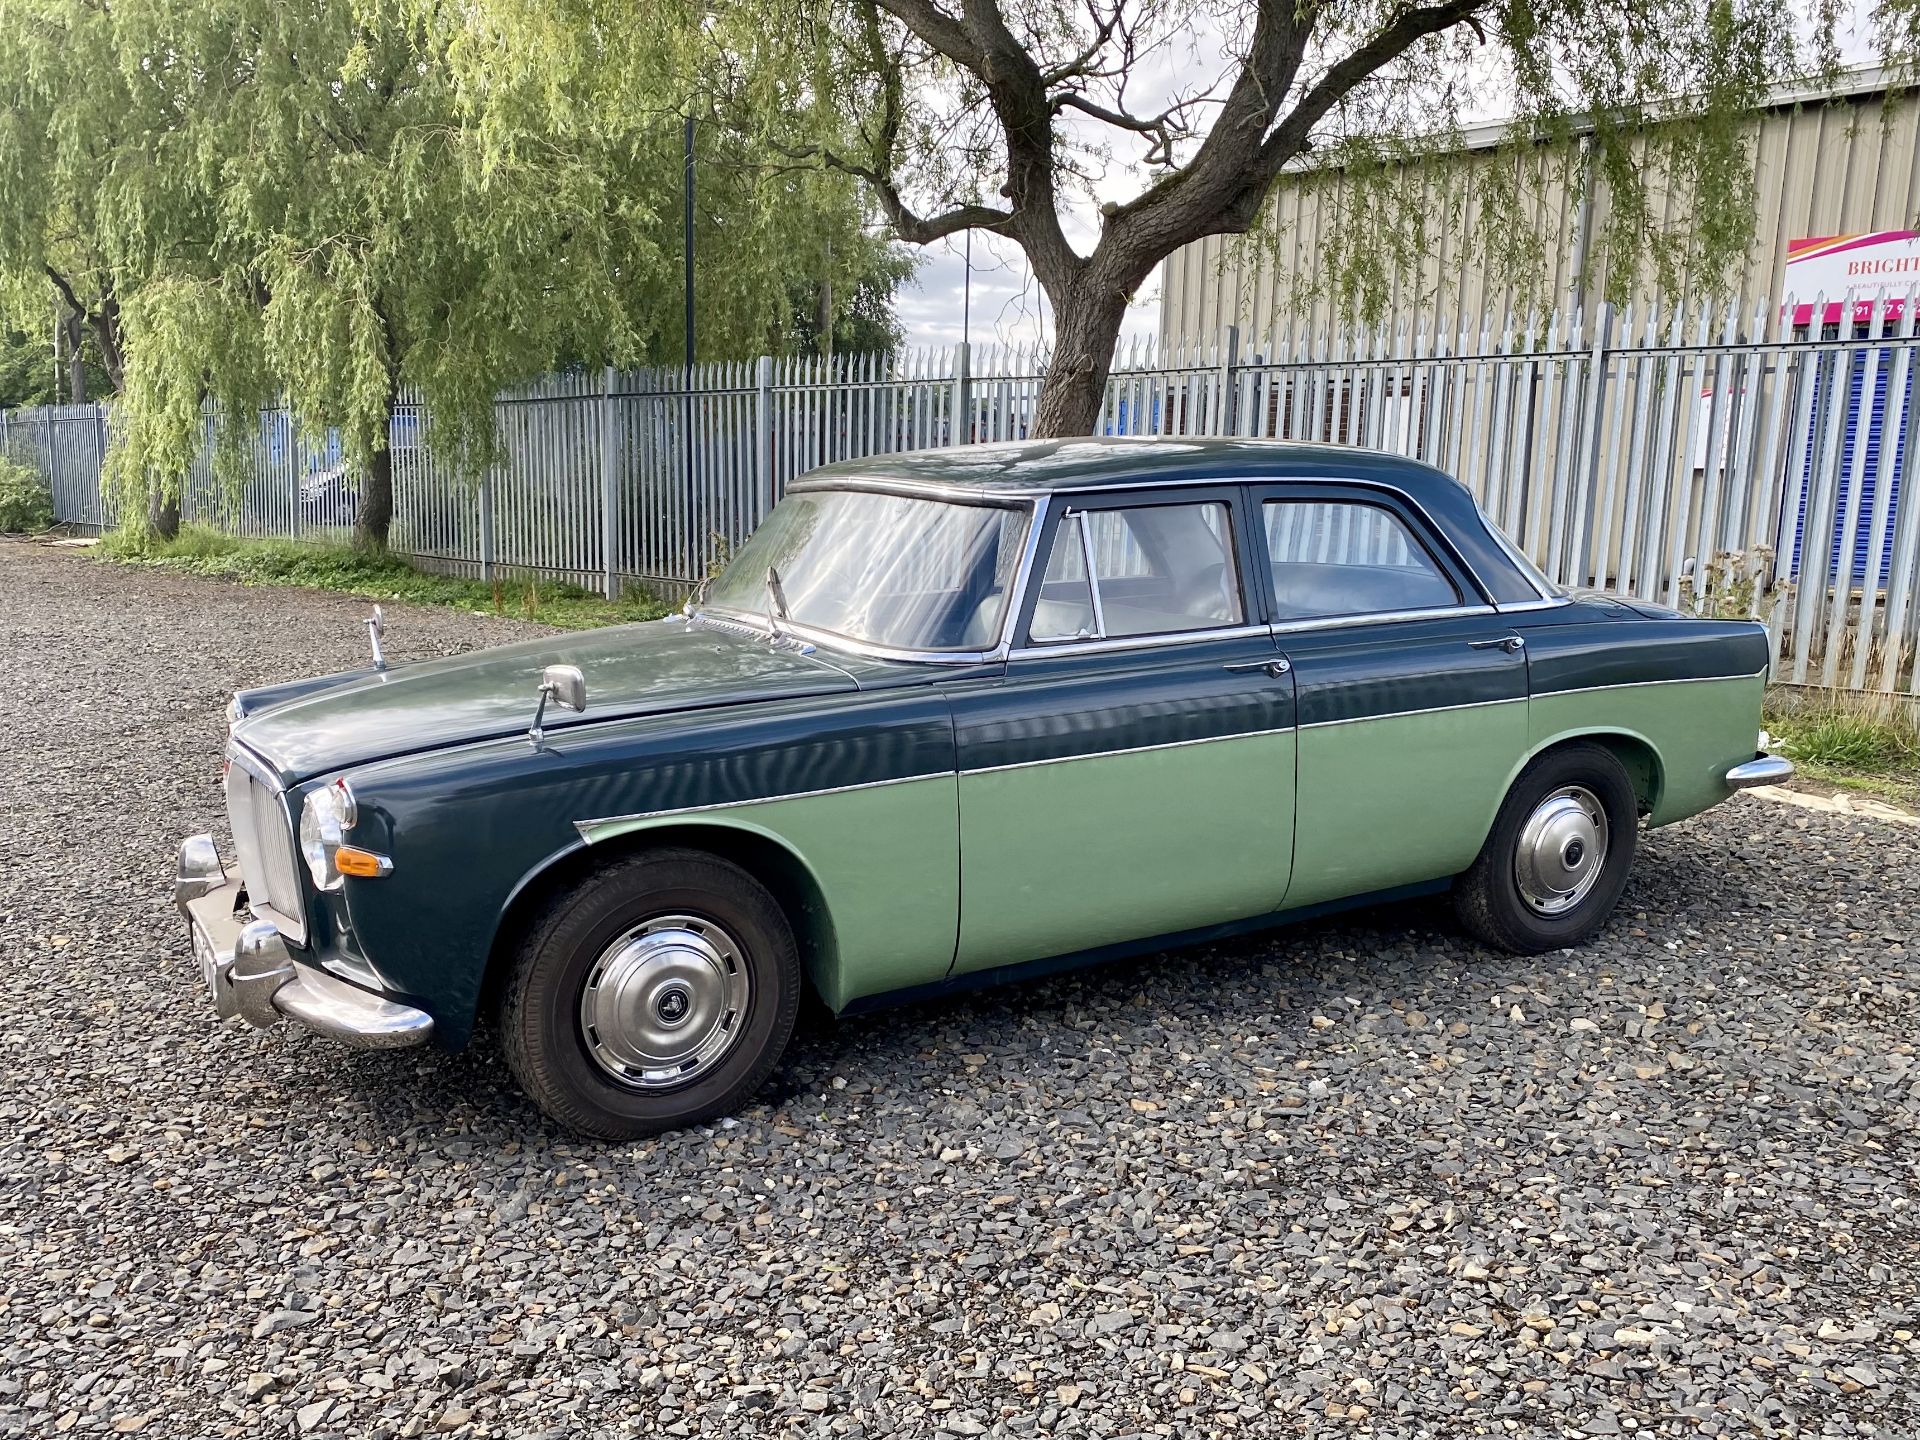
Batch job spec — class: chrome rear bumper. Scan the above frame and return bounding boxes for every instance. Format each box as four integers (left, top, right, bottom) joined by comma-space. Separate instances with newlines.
1726, 734, 1795, 791
176, 834, 433, 1049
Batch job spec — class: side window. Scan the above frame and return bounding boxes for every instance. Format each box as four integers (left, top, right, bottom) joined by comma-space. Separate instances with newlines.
1264, 500, 1460, 620
1029, 501, 1245, 642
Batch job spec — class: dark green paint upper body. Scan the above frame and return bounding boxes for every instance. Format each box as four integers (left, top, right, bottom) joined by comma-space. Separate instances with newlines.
219, 439, 1771, 1048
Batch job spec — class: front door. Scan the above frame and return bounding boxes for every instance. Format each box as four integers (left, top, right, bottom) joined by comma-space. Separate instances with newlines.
1252, 485, 1530, 909
946, 489, 1297, 976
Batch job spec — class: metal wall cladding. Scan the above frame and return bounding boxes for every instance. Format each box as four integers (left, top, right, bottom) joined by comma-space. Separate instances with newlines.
1158, 72, 1920, 345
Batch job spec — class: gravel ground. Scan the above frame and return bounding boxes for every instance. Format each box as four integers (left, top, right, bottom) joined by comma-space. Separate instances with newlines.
2, 536, 1917, 1440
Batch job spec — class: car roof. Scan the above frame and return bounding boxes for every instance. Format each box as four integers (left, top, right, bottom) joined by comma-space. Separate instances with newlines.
789, 437, 1552, 608
790, 436, 1471, 503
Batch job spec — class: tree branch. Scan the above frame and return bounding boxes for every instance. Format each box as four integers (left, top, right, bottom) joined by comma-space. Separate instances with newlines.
777, 139, 1015, 243
1258, 0, 1487, 172
44, 264, 87, 320
870, 0, 982, 69
1092, 0, 1487, 289
1049, 93, 1188, 166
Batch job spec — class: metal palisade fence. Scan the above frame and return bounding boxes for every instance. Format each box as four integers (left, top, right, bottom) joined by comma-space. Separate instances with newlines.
4, 292, 1919, 700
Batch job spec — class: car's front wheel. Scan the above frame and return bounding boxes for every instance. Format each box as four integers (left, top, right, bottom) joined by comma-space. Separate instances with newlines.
1453, 743, 1639, 954
501, 848, 800, 1139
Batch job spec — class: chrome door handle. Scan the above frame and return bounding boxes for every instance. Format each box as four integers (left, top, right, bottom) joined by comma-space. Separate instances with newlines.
1223, 658, 1292, 677
1468, 635, 1525, 654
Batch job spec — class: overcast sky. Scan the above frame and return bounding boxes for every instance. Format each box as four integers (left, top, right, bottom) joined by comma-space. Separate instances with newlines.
896, 231, 1163, 354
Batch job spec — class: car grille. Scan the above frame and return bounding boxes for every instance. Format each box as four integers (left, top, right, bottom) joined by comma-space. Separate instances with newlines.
224, 751, 308, 941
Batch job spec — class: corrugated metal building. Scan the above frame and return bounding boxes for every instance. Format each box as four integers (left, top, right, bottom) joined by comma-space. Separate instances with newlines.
1158, 68, 1920, 343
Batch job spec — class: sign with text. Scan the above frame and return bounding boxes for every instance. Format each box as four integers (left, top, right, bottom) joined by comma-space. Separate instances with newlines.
1784, 232, 1920, 326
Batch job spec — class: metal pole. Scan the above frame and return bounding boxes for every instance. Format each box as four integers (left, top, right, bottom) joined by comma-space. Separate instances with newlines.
682, 114, 698, 577
953, 341, 972, 446
963, 231, 972, 346
756, 354, 774, 514
684, 116, 696, 372
601, 364, 619, 600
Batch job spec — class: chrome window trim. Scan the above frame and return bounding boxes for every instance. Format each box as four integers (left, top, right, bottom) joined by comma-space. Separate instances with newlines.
995, 492, 1054, 651
1480, 515, 1563, 601
1021, 494, 1250, 651
787, 475, 1034, 508
1494, 595, 1575, 614
959, 724, 1296, 776
1244, 475, 1507, 608
1269, 603, 1498, 635
1008, 622, 1274, 661
1075, 509, 1108, 639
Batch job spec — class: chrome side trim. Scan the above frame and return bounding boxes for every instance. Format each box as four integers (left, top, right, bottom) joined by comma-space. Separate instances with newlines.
575, 771, 951, 836
959, 725, 1297, 776
1297, 696, 1528, 730
1270, 603, 1497, 636
1494, 595, 1576, 614
1541, 668, 1769, 699
1727, 754, 1795, 789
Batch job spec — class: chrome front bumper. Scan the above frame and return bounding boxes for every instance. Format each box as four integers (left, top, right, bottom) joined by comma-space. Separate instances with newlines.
175, 835, 434, 1049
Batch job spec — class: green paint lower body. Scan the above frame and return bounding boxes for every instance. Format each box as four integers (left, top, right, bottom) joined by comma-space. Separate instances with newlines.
1283, 697, 1530, 910
574, 675, 1760, 1014
579, 775, 961, 1013
952, 730, 1297, 976
1527, 674, 1763, 827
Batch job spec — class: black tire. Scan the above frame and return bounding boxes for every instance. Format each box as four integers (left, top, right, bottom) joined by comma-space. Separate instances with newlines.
1453, 742, 1639, 954
500, 848, 800, 1139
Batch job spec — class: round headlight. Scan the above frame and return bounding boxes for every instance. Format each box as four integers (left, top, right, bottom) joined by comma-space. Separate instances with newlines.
299, 784, 346, 891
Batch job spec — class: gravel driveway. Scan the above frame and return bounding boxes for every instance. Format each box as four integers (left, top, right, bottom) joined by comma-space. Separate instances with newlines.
2, 537, 1916, 1439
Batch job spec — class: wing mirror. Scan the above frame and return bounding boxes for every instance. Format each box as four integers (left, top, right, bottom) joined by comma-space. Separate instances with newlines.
529, 664, 587, 748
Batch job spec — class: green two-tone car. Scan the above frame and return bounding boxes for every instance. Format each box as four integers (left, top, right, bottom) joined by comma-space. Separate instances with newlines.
175, 438, 1791, 1137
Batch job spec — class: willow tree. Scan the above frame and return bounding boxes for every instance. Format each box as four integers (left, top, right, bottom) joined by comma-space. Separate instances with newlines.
451, 0, 1858, 437
0, 0, 896, 547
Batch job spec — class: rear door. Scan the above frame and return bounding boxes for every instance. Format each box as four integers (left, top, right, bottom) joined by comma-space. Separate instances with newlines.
1252, 483, 1529, 909
945, 487, 1297, 976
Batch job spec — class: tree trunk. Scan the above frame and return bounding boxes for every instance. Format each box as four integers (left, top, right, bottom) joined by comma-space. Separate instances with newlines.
1030, 286, 1131, 438
148, 484, 180, 542
61, 310, 87, 404
91, 294, 125, 392
353, 384, 399, 551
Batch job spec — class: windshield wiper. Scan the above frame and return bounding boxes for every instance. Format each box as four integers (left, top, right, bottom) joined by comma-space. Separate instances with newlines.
765, 566, 792, 642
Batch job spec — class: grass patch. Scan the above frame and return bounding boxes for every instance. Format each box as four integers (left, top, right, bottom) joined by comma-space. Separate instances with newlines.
96, 526, 674, 630
1764, 689, 1920, 807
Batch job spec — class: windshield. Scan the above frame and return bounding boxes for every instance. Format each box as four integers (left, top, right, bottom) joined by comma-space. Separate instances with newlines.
704, 488, 1031, 652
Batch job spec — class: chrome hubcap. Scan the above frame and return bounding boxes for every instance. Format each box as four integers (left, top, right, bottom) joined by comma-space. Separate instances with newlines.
1514, 785, 1610, 917
579, 914, 749, 1089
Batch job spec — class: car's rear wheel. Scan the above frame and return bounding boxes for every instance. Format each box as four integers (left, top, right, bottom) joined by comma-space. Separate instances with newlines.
1453, 743, 1639, 954
501, 848, 800, 1139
